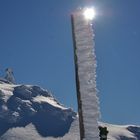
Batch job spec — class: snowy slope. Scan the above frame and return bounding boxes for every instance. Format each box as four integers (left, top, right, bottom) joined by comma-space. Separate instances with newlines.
0, 80, 140, 140
0, 79, 77, 139
99, 122, 140, 140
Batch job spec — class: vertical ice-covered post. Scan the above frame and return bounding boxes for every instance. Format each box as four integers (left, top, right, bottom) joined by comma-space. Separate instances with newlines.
71, 8, 100, 140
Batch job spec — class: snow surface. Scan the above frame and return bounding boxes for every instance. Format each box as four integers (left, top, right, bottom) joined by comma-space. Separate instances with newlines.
33, 96, 67, 110
0, 80, 140, 140
99, 122, 138, 140
0, 80, 77, 139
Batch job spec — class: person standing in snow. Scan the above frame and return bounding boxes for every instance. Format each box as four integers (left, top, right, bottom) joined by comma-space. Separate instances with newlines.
5, 68, 16, 84
99, 126, 108, 140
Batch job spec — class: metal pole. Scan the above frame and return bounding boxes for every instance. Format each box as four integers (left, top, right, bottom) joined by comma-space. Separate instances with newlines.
71, 9, 100, 140
71, 14, 85, 140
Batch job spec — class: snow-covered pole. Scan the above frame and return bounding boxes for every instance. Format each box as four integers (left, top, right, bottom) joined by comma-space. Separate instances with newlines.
71, 8, 100, 140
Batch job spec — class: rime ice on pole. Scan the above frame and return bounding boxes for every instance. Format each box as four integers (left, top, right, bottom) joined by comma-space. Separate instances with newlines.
71, 9, 100, 140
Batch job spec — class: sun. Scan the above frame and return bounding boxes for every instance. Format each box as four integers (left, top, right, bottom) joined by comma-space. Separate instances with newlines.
83, 8, 96, 20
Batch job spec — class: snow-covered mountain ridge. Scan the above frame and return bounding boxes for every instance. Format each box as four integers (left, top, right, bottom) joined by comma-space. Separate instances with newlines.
0, 79, 140, 140
0, 79, 76, 139
99, 122, 140, 140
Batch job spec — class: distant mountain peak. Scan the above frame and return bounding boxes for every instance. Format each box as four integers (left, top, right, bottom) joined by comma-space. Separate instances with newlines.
0, 81, 76, 138
0, 68, 15, 84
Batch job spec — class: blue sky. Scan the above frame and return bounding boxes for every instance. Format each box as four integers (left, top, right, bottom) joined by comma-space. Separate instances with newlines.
0, 0, 140, 125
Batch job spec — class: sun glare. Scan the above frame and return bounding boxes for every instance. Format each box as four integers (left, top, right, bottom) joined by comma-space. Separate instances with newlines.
83, 8, 96, 20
